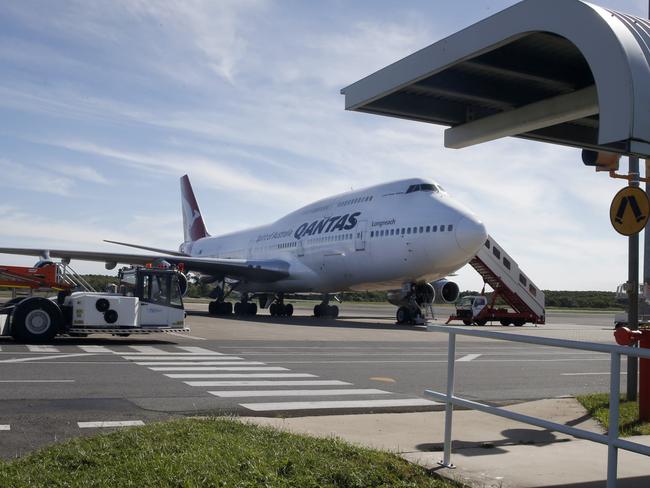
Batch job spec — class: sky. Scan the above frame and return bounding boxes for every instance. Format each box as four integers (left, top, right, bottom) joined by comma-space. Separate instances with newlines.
0, 0, 648, 292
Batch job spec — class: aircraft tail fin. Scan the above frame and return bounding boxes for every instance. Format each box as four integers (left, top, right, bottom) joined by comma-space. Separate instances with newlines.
180, 175, 210, 242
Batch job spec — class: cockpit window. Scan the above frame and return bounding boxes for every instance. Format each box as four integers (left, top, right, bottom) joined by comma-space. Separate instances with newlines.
406, 183, 439, 194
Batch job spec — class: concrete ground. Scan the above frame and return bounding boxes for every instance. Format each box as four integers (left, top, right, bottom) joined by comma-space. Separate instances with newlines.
244, 398, 650, 488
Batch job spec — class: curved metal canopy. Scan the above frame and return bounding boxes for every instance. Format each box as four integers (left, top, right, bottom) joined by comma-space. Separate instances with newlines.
341, 0, 650, 157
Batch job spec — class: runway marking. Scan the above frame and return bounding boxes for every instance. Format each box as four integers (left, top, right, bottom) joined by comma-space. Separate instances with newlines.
0, 353, 92, 363
26, 345, 59, 353
78, 346, 114, 353
123, 356, 242, 361
128, 346, 191, 354
240, 398, 440, 411
184, 380, 351, 387
176, 346, 220, 354
0, 425, 10, 431
209, 389, 391, 398
165, 373, 316, 379
167, 332, 206, 340
457, 354, 481, 362
561, 372, 628, 376
149, 366, 288, 371
0, 379, 75, 383
78, 421, 144, 428
135, 361, 265, 366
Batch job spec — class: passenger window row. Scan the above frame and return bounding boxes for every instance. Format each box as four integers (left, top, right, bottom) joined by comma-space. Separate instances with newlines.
370, 224, 453, 238
278, 242, 297, 249
337, 196, 373, 207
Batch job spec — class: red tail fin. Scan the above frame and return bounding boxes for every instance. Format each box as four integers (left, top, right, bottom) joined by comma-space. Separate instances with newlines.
180, 175, 209, 242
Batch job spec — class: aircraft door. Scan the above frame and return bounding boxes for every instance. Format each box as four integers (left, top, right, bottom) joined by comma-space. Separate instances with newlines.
355, 220, 368, 251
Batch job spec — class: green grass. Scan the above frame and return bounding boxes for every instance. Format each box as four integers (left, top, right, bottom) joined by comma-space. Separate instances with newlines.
0, 418, 463, 488
577, 393, 650, 436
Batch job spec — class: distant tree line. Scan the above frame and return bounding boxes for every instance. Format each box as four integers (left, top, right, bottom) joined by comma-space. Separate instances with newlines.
79, 274, 622, 309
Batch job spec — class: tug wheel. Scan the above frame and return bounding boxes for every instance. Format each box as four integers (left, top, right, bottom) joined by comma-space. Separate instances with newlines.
12, 297, 62, 343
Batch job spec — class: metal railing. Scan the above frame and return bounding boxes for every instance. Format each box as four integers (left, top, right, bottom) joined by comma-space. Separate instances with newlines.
424, 324, 650, 488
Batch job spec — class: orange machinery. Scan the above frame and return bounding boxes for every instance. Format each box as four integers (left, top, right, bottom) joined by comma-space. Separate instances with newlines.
0, 263, 70, 291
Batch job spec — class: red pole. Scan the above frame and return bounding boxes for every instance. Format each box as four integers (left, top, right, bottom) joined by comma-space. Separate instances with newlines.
640, 331, 650, 422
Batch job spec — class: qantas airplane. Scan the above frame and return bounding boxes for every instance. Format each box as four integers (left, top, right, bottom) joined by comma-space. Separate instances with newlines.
0, 175, 487, 324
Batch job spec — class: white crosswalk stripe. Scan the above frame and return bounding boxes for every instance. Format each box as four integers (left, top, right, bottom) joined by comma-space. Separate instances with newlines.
26, 345, 59, 353
176, 346, 223, 355
240, 399, 440, 411
210, 389, 390, 398
185, 380, 352, 387
136, 361, 264, 366
0, 425, 10, 431
78, 421, 144, 428
122, 356, 242, 361
164, 373, 316, 379
149, 366, 289, 371
78, 346, 114, 353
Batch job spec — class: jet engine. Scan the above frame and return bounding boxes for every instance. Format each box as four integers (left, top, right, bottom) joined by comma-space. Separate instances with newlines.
433, 279, 460, 304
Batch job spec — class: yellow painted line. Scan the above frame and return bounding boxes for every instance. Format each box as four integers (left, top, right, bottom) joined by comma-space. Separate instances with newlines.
369, 376, 396, 383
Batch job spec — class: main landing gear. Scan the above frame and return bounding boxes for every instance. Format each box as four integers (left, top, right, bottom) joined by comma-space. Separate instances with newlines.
234, 294, 257, 316
269, 295, 294, 317
313, 295, 339, 318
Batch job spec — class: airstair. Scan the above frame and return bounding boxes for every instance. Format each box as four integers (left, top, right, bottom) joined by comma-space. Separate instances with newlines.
466, 235, 545, 324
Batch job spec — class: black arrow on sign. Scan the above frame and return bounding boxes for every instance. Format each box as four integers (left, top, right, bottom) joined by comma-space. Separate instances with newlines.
627, 195, 646, 223
615, 195, 646, 225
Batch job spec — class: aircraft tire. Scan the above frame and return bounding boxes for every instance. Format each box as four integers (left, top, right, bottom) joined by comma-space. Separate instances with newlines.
270, 303, 278, 316
328, 305, 339, 318
513, 319, 525, 327
475, 319, 488, 326
12, 297, 61, 343
234, 302, 242, 315
225, 302, 232, 315
499, 319, 511, 326
247, 303, 257, 316
313, 305, 321, 317
462, 320, 472, 326
208, 302, 216, 315
285, 304, 293, 317
396, 306, 410, 325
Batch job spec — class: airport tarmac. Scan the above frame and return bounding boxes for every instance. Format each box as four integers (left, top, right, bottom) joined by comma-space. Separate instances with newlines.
0, 301, 626, 459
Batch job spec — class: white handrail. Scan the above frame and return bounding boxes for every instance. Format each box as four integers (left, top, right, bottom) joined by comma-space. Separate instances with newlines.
425, 324, 650, 488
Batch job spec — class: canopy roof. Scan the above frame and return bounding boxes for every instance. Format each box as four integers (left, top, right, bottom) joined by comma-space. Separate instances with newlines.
341, 0, 650, 157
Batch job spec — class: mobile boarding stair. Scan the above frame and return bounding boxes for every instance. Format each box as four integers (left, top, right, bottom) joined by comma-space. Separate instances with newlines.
448, 235, 546, 326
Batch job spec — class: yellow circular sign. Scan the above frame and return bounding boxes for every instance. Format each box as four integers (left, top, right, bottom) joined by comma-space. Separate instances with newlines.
610, 186, 650, 236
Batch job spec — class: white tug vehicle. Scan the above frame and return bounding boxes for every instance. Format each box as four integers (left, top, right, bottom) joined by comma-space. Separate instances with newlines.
0, 261, 188, 342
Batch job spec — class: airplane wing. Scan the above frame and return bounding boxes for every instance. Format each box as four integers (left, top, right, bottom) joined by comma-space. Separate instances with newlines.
0, 247, 289, 282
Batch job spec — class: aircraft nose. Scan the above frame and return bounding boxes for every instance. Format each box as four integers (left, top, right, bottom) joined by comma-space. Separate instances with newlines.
455, 216, 487, 254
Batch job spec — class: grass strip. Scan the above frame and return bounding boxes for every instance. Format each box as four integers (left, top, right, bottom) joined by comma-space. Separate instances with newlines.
0, 417, 464, 488
577, 393, 650, 436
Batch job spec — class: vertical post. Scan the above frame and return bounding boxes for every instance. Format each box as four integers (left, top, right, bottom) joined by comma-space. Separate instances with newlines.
439, 332, 457, 468
629, 156, 640, 402
640, 334, 650, 422
607, 352, 621, 488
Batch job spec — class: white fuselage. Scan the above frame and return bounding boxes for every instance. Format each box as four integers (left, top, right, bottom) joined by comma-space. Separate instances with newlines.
181, 178, 487, 294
